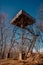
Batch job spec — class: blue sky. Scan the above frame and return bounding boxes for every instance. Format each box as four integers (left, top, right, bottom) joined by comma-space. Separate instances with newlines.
0, 0, 43, 19
0, 0, 43, 51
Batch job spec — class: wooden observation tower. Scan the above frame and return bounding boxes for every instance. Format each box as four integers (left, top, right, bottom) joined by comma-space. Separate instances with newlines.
11, 10, 38, 60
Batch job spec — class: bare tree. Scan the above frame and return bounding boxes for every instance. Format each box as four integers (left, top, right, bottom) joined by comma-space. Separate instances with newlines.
0, 13, 9, 58
37, 5, 43, 47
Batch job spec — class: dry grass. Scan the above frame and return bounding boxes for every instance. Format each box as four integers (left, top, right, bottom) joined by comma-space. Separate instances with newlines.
0, 52, 43, 65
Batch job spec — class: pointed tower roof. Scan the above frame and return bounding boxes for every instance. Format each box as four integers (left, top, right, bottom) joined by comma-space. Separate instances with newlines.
11, 10, 35, 28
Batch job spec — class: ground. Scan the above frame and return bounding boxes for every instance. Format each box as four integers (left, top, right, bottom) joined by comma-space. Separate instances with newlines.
0, 59, 43, 65
0, 53, 43, 65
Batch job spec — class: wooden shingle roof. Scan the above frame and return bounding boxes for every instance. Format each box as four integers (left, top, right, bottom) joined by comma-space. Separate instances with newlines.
11, 10, 35, 28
